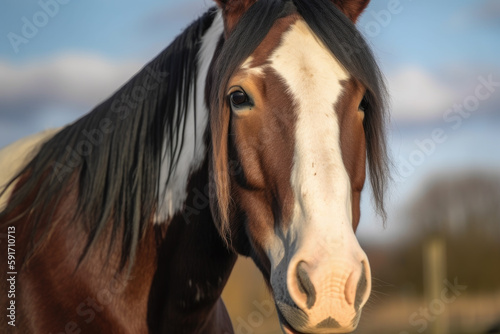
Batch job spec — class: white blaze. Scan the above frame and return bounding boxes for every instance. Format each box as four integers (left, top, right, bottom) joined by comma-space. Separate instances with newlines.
262, 18, 370, 332
266, 18, 355, 271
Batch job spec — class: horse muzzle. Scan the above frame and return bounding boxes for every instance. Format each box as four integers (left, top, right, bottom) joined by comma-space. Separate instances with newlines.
271, 237, 371, 334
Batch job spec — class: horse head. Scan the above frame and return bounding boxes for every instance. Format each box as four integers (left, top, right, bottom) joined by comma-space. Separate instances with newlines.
208, 0, 388, 332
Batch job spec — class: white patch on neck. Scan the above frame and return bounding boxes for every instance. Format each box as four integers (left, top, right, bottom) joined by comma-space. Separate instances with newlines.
155, 11, 224, 223
265, 19, 355, 268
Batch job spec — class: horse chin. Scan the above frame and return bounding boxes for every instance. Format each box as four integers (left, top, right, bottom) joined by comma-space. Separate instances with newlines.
277, 308, 304, 334
279, 312, 358, 334
279, 318, 306, 334
282, 324, 304, 334
281, 323, 356, 334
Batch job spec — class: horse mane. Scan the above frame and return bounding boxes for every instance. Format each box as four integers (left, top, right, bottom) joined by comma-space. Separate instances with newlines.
0, 8, 218, 270
209, 0, 389, 239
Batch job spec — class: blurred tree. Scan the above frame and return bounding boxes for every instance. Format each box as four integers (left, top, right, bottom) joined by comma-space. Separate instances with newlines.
407, 171, 500, 238
367, 171, 500, 298
405, 171, 500, 293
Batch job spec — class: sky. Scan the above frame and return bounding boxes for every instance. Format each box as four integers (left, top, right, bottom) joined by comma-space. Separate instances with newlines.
1, 0, 499, 244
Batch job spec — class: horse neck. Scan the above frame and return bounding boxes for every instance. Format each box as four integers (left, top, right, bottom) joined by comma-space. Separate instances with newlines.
147, 11, 237, 333
147, 157, 237, 333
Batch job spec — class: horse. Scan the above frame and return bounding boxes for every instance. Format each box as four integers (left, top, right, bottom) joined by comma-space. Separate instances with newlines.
0, 0, 389, 333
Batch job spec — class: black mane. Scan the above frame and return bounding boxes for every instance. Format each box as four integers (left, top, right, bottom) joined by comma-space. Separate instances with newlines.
0, 8, 218, 270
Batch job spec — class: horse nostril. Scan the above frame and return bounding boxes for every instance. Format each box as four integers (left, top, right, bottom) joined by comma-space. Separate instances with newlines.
354, 261, 369, 311
296, 261, 316, 309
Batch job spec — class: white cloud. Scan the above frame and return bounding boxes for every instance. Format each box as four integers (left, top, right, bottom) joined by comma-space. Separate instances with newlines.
447, 0, 500, 29
0, 53, 144, 148
0, 53, 143, 110
387, 66, 457, 122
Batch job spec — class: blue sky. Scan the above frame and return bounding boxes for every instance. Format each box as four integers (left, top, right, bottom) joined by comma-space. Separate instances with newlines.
2, 1, 499, 69
1, 0, 499, 243
365, 0, 500, 68
1, 0, 209, 63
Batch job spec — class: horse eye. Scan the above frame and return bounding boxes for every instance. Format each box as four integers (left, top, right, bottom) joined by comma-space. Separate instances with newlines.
358, 96, 369, 112
230, 91, 249, 106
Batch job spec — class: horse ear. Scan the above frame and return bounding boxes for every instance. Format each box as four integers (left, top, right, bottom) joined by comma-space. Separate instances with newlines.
331, 0, 370, 22
214, 0, 258, 37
